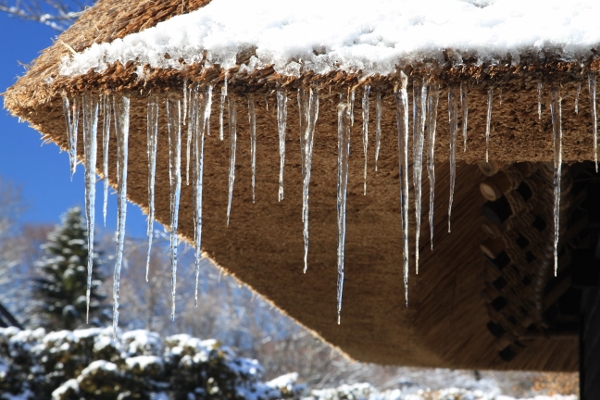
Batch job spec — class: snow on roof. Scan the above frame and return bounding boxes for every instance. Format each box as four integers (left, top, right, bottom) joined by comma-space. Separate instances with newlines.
60, 0, 600, 78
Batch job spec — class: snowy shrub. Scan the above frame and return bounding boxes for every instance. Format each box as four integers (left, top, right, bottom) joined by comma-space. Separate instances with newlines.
301, 383, 577, 400
0, 327, 304, 400
0, 328, 578, 400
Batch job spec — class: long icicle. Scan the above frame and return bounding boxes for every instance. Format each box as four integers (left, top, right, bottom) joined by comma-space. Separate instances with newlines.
194, 87, 210, 306
102, 95, 112, 227
300, 87, 319, 273
277, 88, 288, 201
375, 91, 383, 171
395, 72, 410, 306
166, 96, 182, 320
114, 98, 120, 181
146, 95, 159, 282
82, 93, 99, 323
538, 83, 543, 120
448, 87, 459, 233
186, 82, 193, 186
219, 74, 228, 141
204, 85, 213, 136
362, 85, 370, 195
226, 98, 238, 225
550, 87, 562, 277
336, 100, 351, 324
576, 83, 581, 114
426, 85, 440, 250
589, 73, 598, 172
62, 97, 72, 172
63, 96, 80, 179
112, 94, 129, 338
413, 82, 427, 274
349, 88, 355, 126
460, 84, 469, 152
248, 95, 257, 203
183, 79, 188, 126
485, 88, 493, 163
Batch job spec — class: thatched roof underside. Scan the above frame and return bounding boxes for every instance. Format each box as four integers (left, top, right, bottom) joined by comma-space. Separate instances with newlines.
4, 0, 591, 370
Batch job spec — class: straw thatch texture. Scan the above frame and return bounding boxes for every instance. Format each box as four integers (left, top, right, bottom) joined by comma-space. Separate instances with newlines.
3, 0, 587, 370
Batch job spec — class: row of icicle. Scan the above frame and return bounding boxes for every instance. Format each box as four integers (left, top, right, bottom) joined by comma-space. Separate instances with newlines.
62, 71, 599, 333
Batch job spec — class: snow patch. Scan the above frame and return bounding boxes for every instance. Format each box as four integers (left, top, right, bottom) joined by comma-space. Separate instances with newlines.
52, 379, 79, 400
125, 355, 164, 371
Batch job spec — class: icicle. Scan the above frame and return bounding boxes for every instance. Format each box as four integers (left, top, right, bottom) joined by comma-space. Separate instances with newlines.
297, 89, 303, 142
589, 73, 598, 172
183, 79, 188, 125
412, 83, 427, 274
248, 95, 257, 203
362, 86, 370, 195
114, 99, 120, 181
395, 72, 410, 306
460, 84, 469, 152
538, 83, 543, 120
226, 98, 237, 225
426, 85, 440, 251
166, 96, 182, 320
336, 101, 351, 324
219, 74, 228, 141
82, 93, 99, 323
191, 87, 201, 305
499, 88, 503, 106
485, 89, 493, 163
448, 87, 459, 233
112, 95, 129, 338
186, 85, 193, 186
62, 97, 72, 171
350, 88, 355, 126
146, 95, 159, 282
375, 91, 383, 171
277, 88, 288, 201
299, 86, 319, 273
576, 83, 581, 114
550, 87, 562, 277
63, 96, 80, 179
102, 95, 112, 227
194, 87, 210, 306
205, 85, 213, 137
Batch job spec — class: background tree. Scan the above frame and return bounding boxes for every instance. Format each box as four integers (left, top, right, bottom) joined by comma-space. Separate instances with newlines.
32, 207, 109, 330
0, 177, 45, 328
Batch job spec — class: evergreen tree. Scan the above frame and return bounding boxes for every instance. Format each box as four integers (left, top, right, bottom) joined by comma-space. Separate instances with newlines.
32, 207, 109, 331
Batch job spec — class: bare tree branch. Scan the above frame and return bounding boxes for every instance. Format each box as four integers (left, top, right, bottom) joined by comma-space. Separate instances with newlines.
0, 0, 91, 31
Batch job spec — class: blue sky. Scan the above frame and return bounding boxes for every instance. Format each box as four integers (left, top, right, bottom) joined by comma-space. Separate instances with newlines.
0, 12, 149, 238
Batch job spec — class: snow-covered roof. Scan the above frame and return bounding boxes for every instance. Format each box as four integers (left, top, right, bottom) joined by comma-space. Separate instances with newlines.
60, 0, 600, 77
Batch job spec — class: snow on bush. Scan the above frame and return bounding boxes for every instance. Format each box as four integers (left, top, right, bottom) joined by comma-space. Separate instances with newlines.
0, 328, 578, 399
0, 327, 304, 399
302, 383, 577, 400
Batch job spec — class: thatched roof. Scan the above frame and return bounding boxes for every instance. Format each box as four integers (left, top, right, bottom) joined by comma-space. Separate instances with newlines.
5, 0, 596, 371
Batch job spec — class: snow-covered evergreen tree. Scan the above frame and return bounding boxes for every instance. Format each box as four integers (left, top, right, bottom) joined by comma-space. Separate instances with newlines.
32, 207, 108, 330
